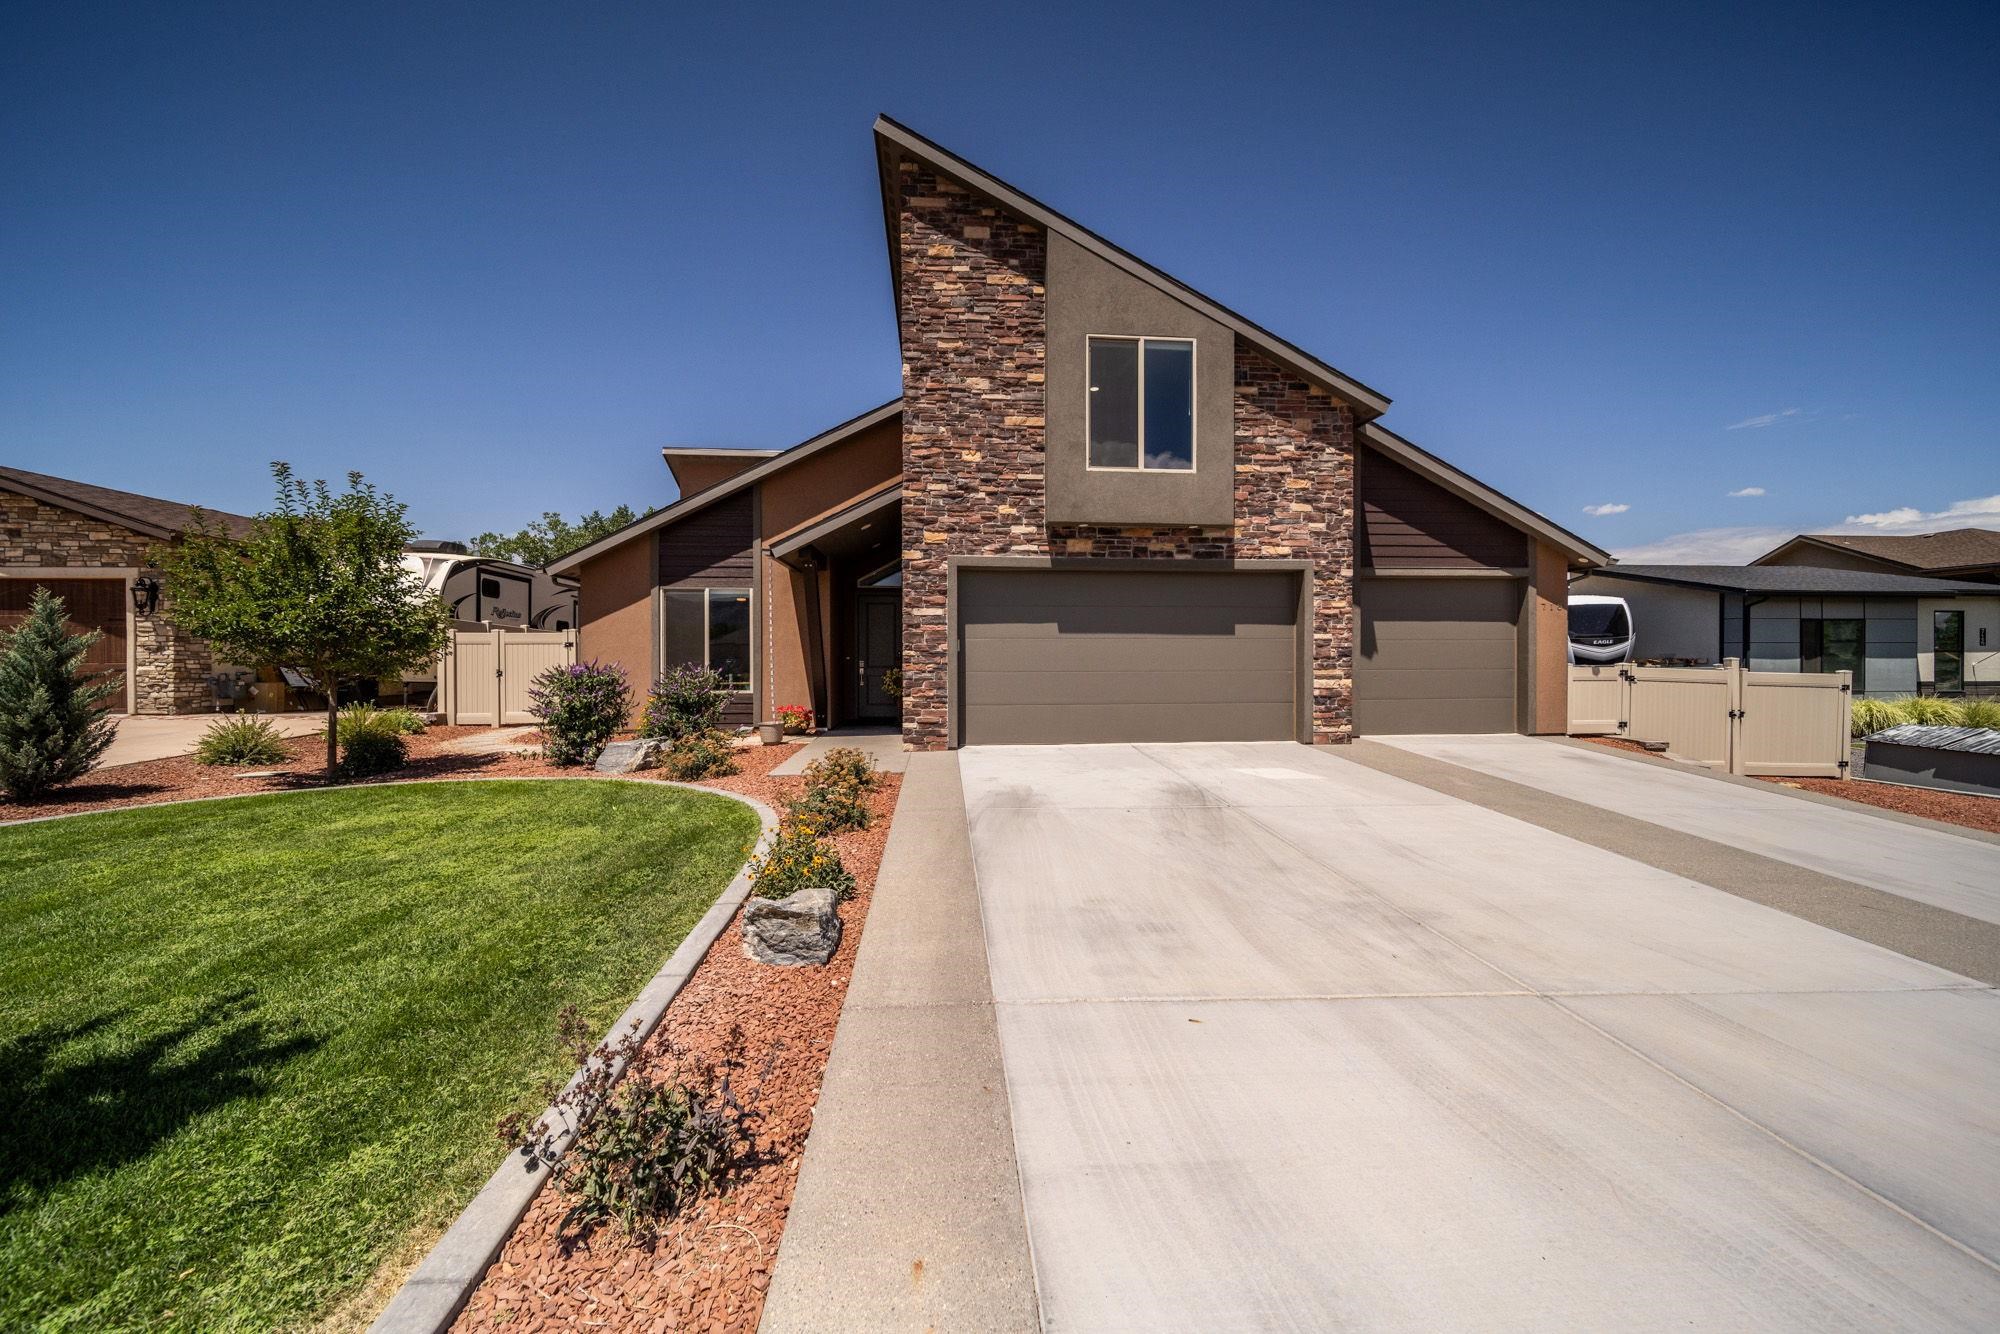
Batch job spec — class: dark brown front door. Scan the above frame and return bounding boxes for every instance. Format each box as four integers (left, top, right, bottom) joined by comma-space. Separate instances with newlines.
855, 591, 901, 721
0, 578, 128, 685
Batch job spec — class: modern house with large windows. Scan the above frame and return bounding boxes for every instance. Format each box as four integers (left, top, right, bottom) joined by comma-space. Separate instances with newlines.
552, 118, 1610, 744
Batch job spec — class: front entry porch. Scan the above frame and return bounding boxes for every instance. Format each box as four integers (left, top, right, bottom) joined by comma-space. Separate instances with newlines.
769, 482, 903, 733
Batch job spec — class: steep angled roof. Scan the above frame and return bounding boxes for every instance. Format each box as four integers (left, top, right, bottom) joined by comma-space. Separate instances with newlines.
547, 399, 902, 575
0, 465, 256, 540
1584, 564, 1997, 596
873, 115, 1391, 418
1754, 528, 2000, 573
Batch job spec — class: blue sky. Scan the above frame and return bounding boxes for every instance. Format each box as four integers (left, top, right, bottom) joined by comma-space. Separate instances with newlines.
3, 1, 1996, 559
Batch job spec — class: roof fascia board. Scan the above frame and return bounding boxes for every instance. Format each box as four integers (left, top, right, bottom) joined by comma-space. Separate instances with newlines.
768, 480, 903, 560
872, 115, 1392, 419
1583, 567, 1995, 597
1359, 423, 1611, 566
548, 399, 903, 575
1577, 569, 1744, 593
0, 475, 177, 540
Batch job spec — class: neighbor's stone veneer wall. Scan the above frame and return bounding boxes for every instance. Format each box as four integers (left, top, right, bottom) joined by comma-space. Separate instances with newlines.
895, 159, 1356, 749
0, 489, 214, 713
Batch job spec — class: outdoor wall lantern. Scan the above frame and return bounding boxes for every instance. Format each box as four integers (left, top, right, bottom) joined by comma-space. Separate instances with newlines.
131, 576, 161, 616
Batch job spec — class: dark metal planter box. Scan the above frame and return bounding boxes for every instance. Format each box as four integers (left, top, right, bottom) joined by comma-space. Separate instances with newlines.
1862, 725, 2000, 799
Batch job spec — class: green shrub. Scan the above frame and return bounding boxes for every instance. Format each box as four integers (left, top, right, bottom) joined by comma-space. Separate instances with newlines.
194, 717, 292, 767
659, 730, 739, 781
336, 727, 407, 779
528, 660, 631, 766
786, 779, 869, 833
1904, 695, 1964, 727
1850, 696, 1911, 737
748, 815, 856, 900
1957, 698, 2000, 731
500, 1008, 763, 1242
336, 703, 426, 739
0, 586, 121, 801
639, 664, 730, 741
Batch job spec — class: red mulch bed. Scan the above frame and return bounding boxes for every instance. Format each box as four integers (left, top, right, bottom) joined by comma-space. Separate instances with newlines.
1580, 735, 1658, 758
451, 762, 898, 1334
1756, 774, 2000, 836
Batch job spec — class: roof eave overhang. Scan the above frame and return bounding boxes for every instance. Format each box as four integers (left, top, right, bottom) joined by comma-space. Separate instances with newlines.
769, 481, 903, 566
0, 476, 177, 541
548, 399, 903, 576
872, 115, 1392, 421
1359, 423, 1611, 568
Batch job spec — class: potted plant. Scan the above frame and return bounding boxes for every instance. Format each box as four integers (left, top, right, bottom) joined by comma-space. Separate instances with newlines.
775, 704, 814, 736
756, 720, 785, 745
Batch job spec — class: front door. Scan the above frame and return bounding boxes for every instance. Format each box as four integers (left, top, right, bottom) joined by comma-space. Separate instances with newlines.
855, 591, 901, 721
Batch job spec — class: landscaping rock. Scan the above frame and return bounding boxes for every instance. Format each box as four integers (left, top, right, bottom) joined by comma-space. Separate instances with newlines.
594, 738, 667, 774
742, 886, 842, 966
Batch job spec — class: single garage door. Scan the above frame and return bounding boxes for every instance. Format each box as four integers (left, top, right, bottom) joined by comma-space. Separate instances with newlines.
1353, 576, 1518, 735
958, 568, 1299, 745
0, 577, 128, 682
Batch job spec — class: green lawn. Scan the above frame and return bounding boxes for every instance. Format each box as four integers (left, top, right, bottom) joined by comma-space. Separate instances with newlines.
0, 780, 761, 1332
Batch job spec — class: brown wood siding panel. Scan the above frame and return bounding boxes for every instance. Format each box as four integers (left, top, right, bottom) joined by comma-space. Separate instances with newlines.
1355, 447, 1527, 571
658, 491, 754, 588
0, 578, 126, 675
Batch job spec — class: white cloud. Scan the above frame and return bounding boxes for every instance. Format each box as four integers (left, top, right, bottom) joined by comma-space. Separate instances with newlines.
1612, 493, 2000, 564
1725, 408, 1802, 430
1582, 502, 1630, 516
1727, 486, 1766, 497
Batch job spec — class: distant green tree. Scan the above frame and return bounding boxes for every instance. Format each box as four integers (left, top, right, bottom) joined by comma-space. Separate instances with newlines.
470, 507, 653, 567
156, 464, 452, 775
0, 586, 122, 800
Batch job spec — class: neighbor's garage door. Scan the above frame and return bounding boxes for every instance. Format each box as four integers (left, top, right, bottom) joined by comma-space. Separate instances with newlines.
957, 568, 1298, 745
1353, 576, 1518, 735
0, 578, 127, 682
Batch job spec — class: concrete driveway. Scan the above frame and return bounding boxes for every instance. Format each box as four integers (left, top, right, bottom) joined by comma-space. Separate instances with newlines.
101, 713, 324, 767
959, 742, 2000, 1331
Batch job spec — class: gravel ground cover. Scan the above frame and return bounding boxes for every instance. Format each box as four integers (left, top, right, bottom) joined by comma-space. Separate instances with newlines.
448, 760, 900, 1334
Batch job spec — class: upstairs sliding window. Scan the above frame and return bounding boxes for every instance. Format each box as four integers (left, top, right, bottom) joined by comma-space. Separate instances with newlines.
1087, 336, 1194, 471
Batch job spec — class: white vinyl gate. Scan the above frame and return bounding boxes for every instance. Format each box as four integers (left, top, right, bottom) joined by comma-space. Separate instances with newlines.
438, 628, 576, 725
1569, 659, 1852, 778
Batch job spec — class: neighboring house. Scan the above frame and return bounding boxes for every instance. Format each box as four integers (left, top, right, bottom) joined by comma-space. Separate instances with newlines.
552, 117, 1610, 748
0, 465, 256, 714
1568, 565, 2000, 696
1754, 528, 2000, 583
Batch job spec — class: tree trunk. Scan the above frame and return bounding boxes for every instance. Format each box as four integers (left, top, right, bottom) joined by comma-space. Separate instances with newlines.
325, 680, 339, 775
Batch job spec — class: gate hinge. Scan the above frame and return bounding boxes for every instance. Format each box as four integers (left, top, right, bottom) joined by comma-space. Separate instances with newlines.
1617, 720, 1628, 730
1838, 758, 1850, 769
1727, 708, 1745, 719
1840, 683, 1851, 693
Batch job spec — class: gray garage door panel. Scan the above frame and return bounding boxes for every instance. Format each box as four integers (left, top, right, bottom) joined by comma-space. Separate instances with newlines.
958, 569, 1299, 745
1354, 577, 1520, 735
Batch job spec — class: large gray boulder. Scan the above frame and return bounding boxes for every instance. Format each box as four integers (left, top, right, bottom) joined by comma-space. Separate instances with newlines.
594, 738, 668, 774
742, 886, 842, 966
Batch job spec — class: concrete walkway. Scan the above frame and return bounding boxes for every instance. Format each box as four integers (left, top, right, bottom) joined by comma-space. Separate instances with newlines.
958, 741, 2000, 1331
1377, 733, 2000, 925
101, 713, 323, 767
770, 727, 908, 776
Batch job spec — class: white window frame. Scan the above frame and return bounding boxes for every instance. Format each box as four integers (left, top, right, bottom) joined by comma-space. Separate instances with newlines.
658, 586, 754, 693
1084, 334, 1197, 473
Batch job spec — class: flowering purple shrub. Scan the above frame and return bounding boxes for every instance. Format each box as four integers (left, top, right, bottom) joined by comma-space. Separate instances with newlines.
527, 660, 631, 765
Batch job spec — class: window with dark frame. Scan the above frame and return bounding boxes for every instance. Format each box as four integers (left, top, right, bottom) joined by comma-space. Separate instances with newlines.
1800, 616, 1865, 693
1087, 336, 1194, 471
1934, 609, 1965, 695
663, 587, 751, 689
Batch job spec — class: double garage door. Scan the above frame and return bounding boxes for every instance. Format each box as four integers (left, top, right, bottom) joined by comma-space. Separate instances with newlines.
0, 577, 128, 683
955, 568, 1519, 744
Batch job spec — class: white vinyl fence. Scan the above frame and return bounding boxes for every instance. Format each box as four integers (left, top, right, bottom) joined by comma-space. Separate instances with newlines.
437, 628, 576, 726
1569, 659, 1851, 778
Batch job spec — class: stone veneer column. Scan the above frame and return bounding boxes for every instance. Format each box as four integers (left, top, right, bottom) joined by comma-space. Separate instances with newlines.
893, 160, 1356, 749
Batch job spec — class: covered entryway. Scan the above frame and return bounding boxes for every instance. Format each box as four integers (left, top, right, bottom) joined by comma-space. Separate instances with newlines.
1, 577, 129, 706
1353, 575, 1518, 734
956, 567, 1300, 745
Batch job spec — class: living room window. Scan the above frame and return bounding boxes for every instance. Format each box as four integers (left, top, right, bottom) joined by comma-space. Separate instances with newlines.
1087, 336, 1194, 471
663, 587, 751, 688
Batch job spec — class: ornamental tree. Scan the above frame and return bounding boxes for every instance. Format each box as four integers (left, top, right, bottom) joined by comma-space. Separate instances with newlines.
0, 585, 122, 800
156, 464, 452, 774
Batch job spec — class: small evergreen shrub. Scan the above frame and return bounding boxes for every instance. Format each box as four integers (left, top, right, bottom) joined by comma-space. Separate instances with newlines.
499, 1008, 768, 1243
194, 717, 292, 767
336, 727, 407, 779
659, 730, 739, 781
0, 586, 121, 801
528, 660, 631, 765
639, 664, 730, 740
748, 814, 856, 900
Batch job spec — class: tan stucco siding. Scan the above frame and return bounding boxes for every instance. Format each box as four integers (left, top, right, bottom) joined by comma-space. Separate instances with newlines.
575, 535, 654, 720
1527, 541, 1570, 733
757, 416, 901, 537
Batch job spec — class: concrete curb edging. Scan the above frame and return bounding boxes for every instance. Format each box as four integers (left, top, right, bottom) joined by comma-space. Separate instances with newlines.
357, 779, 779, 1334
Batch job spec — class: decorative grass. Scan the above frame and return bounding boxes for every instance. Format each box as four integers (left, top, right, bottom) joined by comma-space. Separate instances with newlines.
0, 780, 760, 1331
1850, 694, 2000, 737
